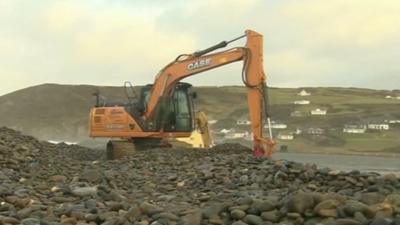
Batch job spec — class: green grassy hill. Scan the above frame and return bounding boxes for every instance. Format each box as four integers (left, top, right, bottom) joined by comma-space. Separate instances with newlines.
0, 84, 399, 154
199, 87, 400, 155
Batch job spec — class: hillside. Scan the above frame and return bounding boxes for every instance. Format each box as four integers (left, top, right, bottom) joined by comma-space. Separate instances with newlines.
0, 83, 399, 154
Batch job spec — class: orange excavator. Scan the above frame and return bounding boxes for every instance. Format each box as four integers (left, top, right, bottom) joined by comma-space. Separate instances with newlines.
89, 29, 275, 159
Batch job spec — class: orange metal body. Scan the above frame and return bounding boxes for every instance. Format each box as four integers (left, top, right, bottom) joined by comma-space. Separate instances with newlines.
89, 107, 191, 138
90, 29, 275, 156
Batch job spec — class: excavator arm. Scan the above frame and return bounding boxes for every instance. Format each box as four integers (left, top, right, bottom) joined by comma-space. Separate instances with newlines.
144, 30, 275, 157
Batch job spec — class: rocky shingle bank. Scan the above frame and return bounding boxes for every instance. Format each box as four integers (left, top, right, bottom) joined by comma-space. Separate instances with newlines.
0, 127, 399, 225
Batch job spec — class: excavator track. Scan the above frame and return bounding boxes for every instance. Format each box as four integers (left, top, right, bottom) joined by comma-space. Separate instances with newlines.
106, 141, 135, 160
106, 138, 173, 160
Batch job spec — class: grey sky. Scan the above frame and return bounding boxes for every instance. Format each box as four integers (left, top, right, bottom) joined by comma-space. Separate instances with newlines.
1, 0, 399, 95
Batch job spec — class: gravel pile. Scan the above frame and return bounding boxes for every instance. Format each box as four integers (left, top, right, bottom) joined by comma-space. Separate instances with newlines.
0, 127, 399, 225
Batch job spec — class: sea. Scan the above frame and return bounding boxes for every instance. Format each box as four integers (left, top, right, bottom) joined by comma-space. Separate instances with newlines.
273, 152, 400, 174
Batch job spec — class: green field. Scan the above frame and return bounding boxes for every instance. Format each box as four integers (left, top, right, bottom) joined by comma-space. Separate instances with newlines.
0, 84, 399, 155
278, 131, 400, 155
196, 87, 400, 155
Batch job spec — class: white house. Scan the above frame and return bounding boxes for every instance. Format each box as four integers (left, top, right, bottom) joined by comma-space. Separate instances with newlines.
208, 120, 217, 124
273, 124, 288, 129
277, 134, 294, 140
219, 128, 233, 134
385, 119, 400, 124
290, 111, 303, 117
264, 122, 287, 129
236, 119, 251, 125
343, 125, 367, 134
385, 95, 392, 99
297, 90, 311, 96
294, 100, 310, 105
368, 123, 390, 130
310, 108, 327, 115
225, 131, 250, 139
307, 128, 324, 135
396, 96, 400, 100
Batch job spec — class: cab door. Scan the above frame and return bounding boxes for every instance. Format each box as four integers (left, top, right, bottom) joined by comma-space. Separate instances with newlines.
173, 88, 193, 132
142, 82, 194, 132
161, 83, 194, 132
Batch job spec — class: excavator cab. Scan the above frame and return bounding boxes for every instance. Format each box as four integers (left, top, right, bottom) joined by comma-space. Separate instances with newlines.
140, 82, 195, 133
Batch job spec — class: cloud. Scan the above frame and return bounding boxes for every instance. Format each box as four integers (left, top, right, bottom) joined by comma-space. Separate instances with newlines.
270, 0, 400, 88
0, 1, 196, 94
271, 0, 400, 49
158, 0, 400, 89
0, 0, 399, 95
